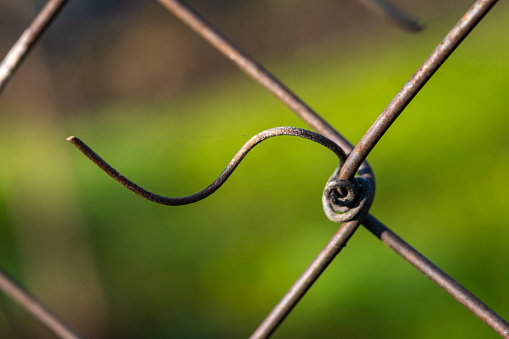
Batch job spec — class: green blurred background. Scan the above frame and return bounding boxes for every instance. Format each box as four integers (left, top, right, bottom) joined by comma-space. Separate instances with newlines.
0, 0, 508, 338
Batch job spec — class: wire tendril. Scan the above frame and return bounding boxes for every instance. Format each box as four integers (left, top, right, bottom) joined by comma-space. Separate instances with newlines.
68, 127, 346, 206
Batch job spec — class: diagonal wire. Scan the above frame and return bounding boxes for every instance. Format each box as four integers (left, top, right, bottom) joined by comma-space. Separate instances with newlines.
0, 1, 86, 338
67, 127, 347, 206
155, 0, 364, 163
155, 1, 509, 338
0, 268, 81, 339
358, 0, 423, 32
249, 219, 366, 339
254, 0, 507, 337
0, 0, 70, 94
364, 215, 509, 338
339, 0, 499, 180
0, 0, 503, 338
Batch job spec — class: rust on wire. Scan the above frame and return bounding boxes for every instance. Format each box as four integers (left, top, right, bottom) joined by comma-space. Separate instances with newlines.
154, 0, 508, 338
339, 0, 499, 181
0, 0, 70, 94
0, 0, 84, 338
68, 127, 347, 206
249, 220, 364, 339
322, 167, 373, 223
364, 215, 509, 338
149, 4, 377, 337
0, 269, 81, 339
0, 0, 507, 338
155, 0, 361, 161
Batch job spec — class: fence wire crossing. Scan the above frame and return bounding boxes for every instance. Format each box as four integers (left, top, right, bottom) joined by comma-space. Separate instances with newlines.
0, 0, 508, 338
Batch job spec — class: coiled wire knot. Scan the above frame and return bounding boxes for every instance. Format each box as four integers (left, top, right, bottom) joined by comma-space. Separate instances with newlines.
322, 167, 373, 223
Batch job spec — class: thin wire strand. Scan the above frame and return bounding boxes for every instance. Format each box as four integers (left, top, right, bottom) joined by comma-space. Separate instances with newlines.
339, 0, 499, 181
0, 0, 70, 94
358, 0, 423, 32
250, 220, 362, 339
364, 215, 509, 338
156, 1, 509, 338
68, 127, 346, 206
0, 0, 504, 338
254, 1, 505, 337
0, 1, 86, 337
0, 269, 81, 339
155, 0, 364, 169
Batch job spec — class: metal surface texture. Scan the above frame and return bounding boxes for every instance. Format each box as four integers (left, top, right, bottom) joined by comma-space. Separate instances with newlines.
339, 0, 499, 180
156, 0, 360, 160
155, 0, 508, 338
0, 0, 70, 94
68, 127, 347, 206
154, 3, 378, 337
322, 168, 373, 223
364, 215, 509, 338
249, 220, 363, 339
0, 0, 508, 338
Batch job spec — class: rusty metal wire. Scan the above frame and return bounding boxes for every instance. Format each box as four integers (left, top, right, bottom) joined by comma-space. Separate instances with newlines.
155, 0, 365, 159
0, 0, 84, 337
67, 127, 347, 206
154, 1, 509, 338
322, 167, 373, 223
339, 0, 499, 181
0, 0, 70, 94
0, 0, 508, 338
364, 215, 509, 338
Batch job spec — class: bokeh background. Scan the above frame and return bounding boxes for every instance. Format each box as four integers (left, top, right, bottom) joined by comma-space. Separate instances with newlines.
0, 0, 508, 338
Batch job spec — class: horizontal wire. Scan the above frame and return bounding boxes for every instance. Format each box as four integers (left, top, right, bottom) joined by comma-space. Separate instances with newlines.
68, 127, 346, 206
0, 0, 70, 94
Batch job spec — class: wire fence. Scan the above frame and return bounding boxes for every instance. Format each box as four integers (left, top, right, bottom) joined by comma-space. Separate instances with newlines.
0, 0, 508, 338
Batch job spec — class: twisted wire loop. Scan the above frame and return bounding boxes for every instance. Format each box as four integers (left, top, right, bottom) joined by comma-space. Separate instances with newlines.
0, 0, 506, 338
68, 127, 347, 206
158, 1, 509, 338
322, 167, 373, 223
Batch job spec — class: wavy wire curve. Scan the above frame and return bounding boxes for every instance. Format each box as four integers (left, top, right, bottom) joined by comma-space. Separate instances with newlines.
68, 127, 346, 206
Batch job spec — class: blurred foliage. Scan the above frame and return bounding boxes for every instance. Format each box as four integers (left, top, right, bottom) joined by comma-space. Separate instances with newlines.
0, 1, 509, 338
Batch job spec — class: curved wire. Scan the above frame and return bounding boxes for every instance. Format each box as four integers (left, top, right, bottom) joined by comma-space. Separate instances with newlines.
322, 167, 373, 223
68, 127, 346, 206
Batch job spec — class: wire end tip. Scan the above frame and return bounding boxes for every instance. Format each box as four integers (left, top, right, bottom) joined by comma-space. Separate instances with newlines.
67, 136, 76, 142
408, 22, 425, 33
